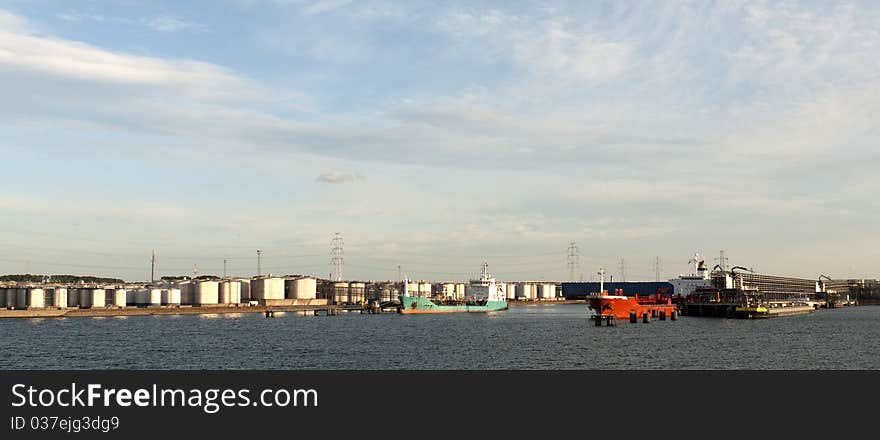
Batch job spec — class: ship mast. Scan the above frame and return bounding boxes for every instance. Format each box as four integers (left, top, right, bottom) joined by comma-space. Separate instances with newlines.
598, 267, 606, 295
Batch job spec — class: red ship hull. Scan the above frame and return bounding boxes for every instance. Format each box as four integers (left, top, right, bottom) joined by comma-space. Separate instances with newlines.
588, 292, 678, 320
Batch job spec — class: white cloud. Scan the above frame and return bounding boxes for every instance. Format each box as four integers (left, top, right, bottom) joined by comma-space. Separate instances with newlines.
55, 11, 204, 33
303, 0, 352, 15
315, 171, 363, 183
142, 16, 204, 32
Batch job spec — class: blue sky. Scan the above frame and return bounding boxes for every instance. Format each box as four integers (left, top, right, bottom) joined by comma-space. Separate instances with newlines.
1, 0, 879, 282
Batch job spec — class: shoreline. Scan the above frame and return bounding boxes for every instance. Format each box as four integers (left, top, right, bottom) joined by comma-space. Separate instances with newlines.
0, 300, 586, 319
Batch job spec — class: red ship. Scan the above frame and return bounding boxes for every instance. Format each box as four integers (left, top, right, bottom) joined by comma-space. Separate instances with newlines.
588, 268, 679, 325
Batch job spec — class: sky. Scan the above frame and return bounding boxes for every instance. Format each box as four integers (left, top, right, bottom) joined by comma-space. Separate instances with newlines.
0, 0, 878, 283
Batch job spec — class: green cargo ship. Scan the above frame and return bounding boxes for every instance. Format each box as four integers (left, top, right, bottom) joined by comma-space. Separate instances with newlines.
398, 262, 508, 314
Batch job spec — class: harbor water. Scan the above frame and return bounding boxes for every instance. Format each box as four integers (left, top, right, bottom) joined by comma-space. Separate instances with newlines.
1, 304, 878, 369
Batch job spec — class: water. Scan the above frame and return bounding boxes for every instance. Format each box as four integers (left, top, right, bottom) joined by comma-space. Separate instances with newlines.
1, 304, 878, 369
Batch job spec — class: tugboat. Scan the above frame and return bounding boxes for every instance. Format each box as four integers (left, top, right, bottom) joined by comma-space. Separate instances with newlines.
398, 261, 508, 314
588, 268, 679, 325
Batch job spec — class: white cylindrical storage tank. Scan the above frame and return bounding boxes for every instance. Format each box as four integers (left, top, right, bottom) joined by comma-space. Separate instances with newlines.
291, 277, 317, 300
53, 287, 68, 308
332, 282, 348, 304
113, 289, 126, 307
161, 289, 170, 305
27, 288, 45, 308
348, 282, 365, 304
89, 289, 105, 309
229, 281, 241, 304
406, 282, 420, 297
251, 277, 283, 301
418, 282, 431, 298
505, 283, 516, 300
516, 283, 533, 300
195, 281, 219, 305
441, 283, 456, 298
550, 284, 557, 299
149, 288, 162, 307
219, 282, 231, 304
219, 281, 240, 304
455, 283, 465, 300
168, 288, 181, 305
126, 289, 136, 306
536, 284, 551, 299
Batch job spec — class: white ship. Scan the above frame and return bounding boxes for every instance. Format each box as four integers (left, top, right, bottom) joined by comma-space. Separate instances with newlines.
668, 252, 712, 297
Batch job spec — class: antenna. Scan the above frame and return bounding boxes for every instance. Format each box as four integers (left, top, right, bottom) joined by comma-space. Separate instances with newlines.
566, 242, 579, 282
331, 233, 344, 281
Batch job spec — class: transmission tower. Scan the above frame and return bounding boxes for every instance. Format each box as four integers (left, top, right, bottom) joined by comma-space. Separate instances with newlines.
331, 233, 344, 281
654, 256, 662, 282
566, 242, 579, 281
150, 249, 156, 284
619, 258, 626, 283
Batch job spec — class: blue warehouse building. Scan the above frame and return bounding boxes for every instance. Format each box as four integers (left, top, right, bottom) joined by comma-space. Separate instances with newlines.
561, 282, 674, 300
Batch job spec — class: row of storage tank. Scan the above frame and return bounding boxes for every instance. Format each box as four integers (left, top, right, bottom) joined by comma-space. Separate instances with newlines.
1, 276, 318, 309
2, 278, 558, 309
323, 281, 560, 304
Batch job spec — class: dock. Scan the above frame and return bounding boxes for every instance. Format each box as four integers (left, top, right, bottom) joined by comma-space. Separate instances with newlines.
0, 302, 399, 319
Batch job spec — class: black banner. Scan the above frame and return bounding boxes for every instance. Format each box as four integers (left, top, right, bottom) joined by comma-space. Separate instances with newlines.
1, 370, 877, 438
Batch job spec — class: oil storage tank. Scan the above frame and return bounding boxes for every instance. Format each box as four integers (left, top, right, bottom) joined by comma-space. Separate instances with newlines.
418, 282, 432, 298
287, 277, 317, 300
349, 282, 365, 304
251, 277, 283, 301
135, 289, 150, 307
148, 288, 162, 307
113, 289, 126, 307
177, 281, 193, 305
219, 280, 241, 304
333, 282, 349, 304
516, 283, 534, 300
68, 288, 80, 308
239, 279, 251, 302
81, 289, 105, 309
1, 288, 11, 308
16, 288, 27, 309
25, 288, 45, 309
161, 288, 181, 306
48, 287, 68, 308
194, 281, 219, 306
